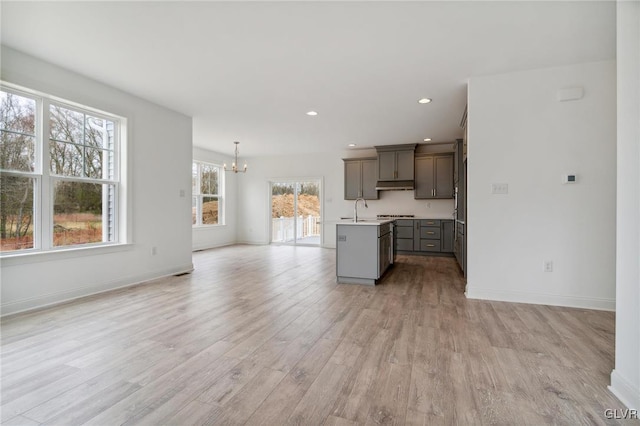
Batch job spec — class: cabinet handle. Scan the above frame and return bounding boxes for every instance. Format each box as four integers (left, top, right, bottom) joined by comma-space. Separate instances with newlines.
427, 232, 434, 235
427, 244, 435, 247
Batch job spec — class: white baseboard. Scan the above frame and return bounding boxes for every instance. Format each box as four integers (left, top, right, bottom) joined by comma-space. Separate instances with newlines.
235, 240, 269, 246
465, 286, 615, 311
1, 263, 194, 317
192, 241, 235, 252
610, 369, 640, 409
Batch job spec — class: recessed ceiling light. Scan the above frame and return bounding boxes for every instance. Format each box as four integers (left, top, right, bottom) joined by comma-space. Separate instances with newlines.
423, 138, 432, 142
348, 143, 357, 147
306, 111, 318, 116
418, 98, 432, 104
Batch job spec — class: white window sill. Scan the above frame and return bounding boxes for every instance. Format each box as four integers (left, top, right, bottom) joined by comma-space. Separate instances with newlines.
192, 224, 226, 229
0, 243, 135, 267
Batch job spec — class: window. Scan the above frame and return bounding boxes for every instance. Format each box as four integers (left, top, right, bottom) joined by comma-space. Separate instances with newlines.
0, 84, 124, 254
192, 161, 223, 226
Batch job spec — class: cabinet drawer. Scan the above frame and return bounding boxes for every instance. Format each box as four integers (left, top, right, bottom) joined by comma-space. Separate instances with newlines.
396, 226, 413, 239
420, 227, 440, 239
420, 239, 441, 252
396, 219, 414, 227
420, 219, 440, 227
396, 239, 413, 251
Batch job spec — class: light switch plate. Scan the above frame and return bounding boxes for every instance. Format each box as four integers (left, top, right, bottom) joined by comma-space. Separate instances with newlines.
491, 183, 508, 195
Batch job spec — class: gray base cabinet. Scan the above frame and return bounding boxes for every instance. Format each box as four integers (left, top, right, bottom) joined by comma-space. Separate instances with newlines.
454, 222, 466, 275
337, 222, 393, 285
396, 219, 454, 255
441, 220, 454, 252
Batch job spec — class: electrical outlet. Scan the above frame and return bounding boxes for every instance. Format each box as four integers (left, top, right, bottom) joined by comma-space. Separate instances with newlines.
152, 246, 157, 255
544, 260, 553, 272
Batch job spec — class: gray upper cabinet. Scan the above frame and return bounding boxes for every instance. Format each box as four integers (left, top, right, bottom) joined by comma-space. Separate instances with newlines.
344, 158, 379, 200
375, 144, 416, 181
414, 156, 435, 199
435, 155, 454, 198
377, 152, 396, 181
414, 153, 454, 199
361, 159, 378, 199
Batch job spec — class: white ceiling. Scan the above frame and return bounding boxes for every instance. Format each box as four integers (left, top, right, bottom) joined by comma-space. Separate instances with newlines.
1, 1, 616, 157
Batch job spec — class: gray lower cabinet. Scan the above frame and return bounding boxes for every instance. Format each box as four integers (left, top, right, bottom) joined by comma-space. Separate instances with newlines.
441, 220, 454, 253
395, 219, 414, 252
344, 158, 379, 200
454, 222, 465, 275
337, 222, 393, 285
396, 219, 454, 255
414, 154, 454, 199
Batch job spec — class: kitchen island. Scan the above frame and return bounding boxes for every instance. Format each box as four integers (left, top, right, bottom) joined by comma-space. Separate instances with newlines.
336, 219, 394, 285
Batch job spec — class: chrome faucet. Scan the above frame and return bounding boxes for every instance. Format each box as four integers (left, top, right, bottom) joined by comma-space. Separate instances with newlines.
354, 198, 368, 222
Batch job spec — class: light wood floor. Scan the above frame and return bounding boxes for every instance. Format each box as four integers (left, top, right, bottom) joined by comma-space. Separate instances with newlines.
0, 245, 631, 425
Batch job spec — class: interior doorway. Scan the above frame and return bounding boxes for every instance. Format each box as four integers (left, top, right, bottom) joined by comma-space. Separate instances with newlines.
270, 179, 322, 246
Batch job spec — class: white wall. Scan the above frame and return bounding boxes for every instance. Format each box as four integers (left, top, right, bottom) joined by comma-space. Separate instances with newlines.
466, 60, 616, 310
610, 0, 640, 410
0, 47, 193, 316
237, 149, 455, 248
191, 145, 238, 250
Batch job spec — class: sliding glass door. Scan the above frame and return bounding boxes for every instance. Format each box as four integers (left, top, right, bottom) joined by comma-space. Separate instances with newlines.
270, 179, 321, 246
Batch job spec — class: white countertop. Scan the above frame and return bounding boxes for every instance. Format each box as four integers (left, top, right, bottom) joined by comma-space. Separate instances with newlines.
337, 219, 394, 226
412, 215, 456, 220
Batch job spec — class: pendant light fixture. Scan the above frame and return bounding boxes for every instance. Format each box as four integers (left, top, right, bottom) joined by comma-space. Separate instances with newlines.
223, 141, 247, 173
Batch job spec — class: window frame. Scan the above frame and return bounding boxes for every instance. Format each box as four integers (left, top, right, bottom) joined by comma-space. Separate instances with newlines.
192, 160, 224, 227
0, 82, 127, 256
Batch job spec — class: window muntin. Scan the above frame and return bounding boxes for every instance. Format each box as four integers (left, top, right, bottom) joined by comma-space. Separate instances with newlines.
192, 161, 223, 226
0, 85, 122, 254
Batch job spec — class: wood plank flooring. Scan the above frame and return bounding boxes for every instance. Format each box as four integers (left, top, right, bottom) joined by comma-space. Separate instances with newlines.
1, 244, 633, 425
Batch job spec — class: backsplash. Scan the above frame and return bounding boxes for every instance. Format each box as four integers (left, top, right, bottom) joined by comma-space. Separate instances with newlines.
338, 190, 455, 219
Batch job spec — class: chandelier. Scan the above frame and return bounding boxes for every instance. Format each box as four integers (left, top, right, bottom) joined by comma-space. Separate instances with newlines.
223, 141, 247, 173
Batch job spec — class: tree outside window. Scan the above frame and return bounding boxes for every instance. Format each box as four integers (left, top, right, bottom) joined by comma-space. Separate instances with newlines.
192, 161, 223, 226
0, 86, 122, 253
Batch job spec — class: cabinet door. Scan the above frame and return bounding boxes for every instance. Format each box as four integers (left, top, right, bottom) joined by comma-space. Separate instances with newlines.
414, 156, 434, 199
441, 221, 454, 252
377, 151, 396, 180
396, 150, 414, 180
434, 155, 454, 199
361, 159, 379, 200
344, 161, 361, 200
396, 238, 413, 251
413, 220, 421, 251
378, 234, 391, 277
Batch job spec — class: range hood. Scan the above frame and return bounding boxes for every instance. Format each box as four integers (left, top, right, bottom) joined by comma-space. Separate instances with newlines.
375, 180, 414, 191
